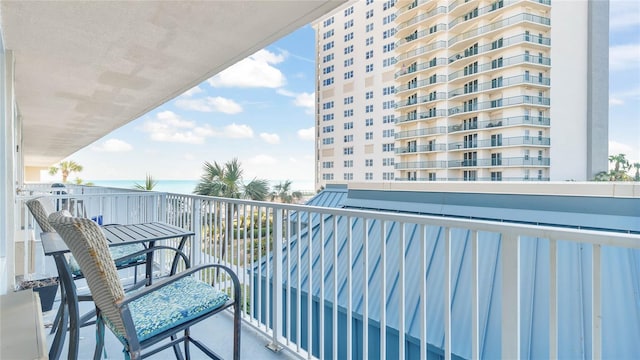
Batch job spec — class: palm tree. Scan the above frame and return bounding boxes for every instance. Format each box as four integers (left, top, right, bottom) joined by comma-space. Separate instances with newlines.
48, 160, 83, 183
194, 158, 269, 263
633, 163, 640, 181
134, 174, 158, 191
270, 180, 303, 203
608, 153, 629, 172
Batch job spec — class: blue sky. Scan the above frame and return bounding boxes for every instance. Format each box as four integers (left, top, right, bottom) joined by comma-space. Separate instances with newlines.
53, 1, 639, 188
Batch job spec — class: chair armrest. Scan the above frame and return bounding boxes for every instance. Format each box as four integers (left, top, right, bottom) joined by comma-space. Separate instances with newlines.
118, 263, 240, 306
111, 246, 191, 271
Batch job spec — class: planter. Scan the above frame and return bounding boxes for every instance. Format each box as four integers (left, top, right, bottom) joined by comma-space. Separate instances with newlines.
16, 277, 59, 312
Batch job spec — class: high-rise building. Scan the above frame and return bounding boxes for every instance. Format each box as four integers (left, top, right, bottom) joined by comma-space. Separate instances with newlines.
313, 0, 608, 188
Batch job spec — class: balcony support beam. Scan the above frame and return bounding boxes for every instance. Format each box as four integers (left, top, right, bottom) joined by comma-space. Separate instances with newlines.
267, 208, 283, 352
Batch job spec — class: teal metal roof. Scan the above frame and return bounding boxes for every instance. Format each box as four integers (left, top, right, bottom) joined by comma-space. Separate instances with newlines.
264, 186, 640, 359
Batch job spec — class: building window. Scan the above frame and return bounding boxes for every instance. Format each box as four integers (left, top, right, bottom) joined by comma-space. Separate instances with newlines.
343, 147, 354, 155
344, 58, 353, 67
322, 101, 334, 110
344, 96, 353, 105
366, 9, 374, 19
366, 23, 374, 32
322, 161, 334, 169
344, 6, 354, 16
383, 57, 396, 67
344, 160, 353, 168
382, 143, 394, 152
322, 137, 334, 145
383, 86, 395, 95
322, 114, 334, 121
365, 132, 374, 140
323, 17, 334, 27
366, 37, 374, 46
322, 41, 334, 51
344, 19, 354, 29
382, 129, 394, 138
344, 109, 354, 117
365, 172, 373, 180
383, 172, 395, 180
383, 115, 395, 123
366, 50, 374, 59
428, 172, 437, 181
323, 29, 334, 39
366, 118, 374, 126
344, 45, 354, 54
322, 125, 334, 133
365, 159, 373, 167
344, 121, 353, 130
366, 64, 374, 72
463, 170, 477, 181
365, 104, 374, 113
323, 54, 334, 63
366, 91, 374, 99
323, 65, 334, 74
383, 158, 395, 166
383, 42, 395, 53
344, 134, 354, 143
344, 173, 354, 180
383, 100, 395, 109
344, 32, 354, 42
322, 77, 334, 86
322, 173, 334, 180
491, 171, 502, 181
383, 14, 396, 25
344, 71, 354, 79
383, 28, 396, 39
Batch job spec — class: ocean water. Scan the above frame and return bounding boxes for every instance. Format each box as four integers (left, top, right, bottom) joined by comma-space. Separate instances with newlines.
90, 179, 315, 195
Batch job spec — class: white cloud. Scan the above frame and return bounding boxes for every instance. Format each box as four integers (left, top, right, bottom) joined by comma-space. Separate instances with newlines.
180, 86, 203, 97
609, 97, 624, 105
260, 133, 280, 144
297, 127, 315, 141
247, 154, 277, 165
277, 89, 315, 113
207, 49, 286, 88
609, 140, 639, 163
91, 138, 133, 152
610, 0, 640, 30
142, 111, 214, 144
174, 96, 243, 114
222, 123, 254, 139
610, 44, 640, 71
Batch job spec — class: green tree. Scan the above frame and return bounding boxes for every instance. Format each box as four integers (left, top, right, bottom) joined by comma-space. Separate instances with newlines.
270, 180, 303, 203
48, 160, 83, 183
194, 158, 269, 263
608, 153, 629, 172
633, 163, 640, 181
134, 174, 158, 191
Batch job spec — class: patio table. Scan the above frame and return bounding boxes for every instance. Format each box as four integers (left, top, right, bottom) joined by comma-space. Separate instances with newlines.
42, 222, 195, 360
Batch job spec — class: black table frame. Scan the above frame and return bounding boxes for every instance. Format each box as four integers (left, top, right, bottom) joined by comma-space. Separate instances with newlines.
42, 222, 195, 360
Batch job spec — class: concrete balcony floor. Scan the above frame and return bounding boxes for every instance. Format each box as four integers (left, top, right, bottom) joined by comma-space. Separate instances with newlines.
43, 299, 298, 360
31, 242, 296, 360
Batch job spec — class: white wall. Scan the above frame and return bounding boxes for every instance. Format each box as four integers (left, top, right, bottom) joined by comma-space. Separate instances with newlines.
549, 1, 589, 180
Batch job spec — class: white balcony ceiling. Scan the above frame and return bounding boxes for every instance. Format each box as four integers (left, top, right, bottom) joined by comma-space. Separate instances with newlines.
1, 0, 345, 167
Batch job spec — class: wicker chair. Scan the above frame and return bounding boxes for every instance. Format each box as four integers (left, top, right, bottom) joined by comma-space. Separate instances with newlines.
48, 211, 241, 360
26, 197, 146, 335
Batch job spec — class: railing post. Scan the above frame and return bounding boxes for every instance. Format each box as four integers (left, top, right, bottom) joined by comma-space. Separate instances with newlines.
191, 199, 202, 268
267, 208, 283, 352
501, 233, 520, 359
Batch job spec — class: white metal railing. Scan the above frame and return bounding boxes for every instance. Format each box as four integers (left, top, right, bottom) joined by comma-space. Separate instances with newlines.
160, 192, 640, 359
16, 186, 640, 359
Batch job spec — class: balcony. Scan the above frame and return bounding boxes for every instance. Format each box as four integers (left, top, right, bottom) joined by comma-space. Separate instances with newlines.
448, 13, 551, 49
447, 156, 551, 167
449, 115, 550, 133
448, 33, 551, 65
448, 53, 551, 82
395, 127, 448, 140
448, 136, 551, 150
395, 143, 447, 154
448, 74, 551, 99
448, 95, 551, 116
12, 183, 640, 359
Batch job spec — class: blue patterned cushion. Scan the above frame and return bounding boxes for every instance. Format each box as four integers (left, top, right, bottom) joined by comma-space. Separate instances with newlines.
68, 243, 146, 276
126, 276, 229, 341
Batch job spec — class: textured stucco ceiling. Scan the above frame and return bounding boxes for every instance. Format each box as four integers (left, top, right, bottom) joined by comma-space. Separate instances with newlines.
1, 0, 345, 167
